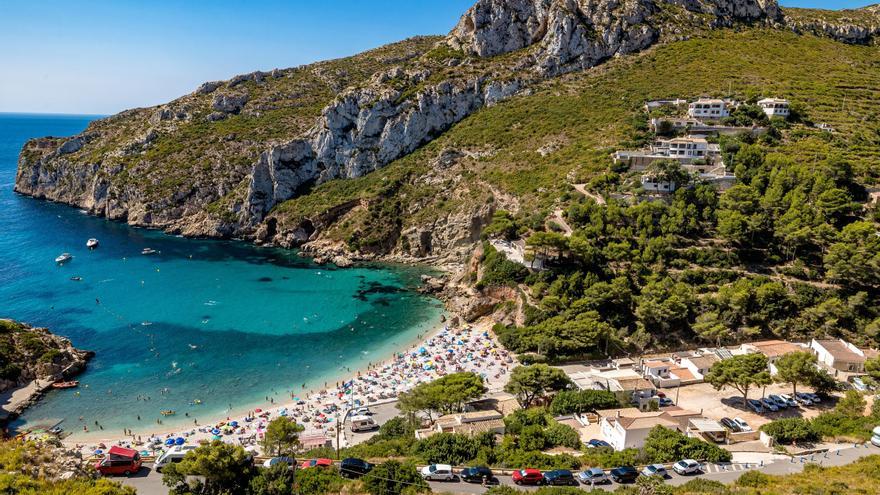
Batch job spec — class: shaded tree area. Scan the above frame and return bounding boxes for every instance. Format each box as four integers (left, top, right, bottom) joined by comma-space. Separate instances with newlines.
484, 144, 880, 361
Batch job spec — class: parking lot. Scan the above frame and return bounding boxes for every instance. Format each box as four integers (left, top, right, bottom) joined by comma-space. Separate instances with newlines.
673, 382, 836, 432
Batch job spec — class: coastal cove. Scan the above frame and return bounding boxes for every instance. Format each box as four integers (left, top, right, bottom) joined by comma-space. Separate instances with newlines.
0, 113, 445, 440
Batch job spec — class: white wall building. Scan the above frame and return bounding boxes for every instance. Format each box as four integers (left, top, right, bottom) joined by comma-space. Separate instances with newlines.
758, 98, 790, 118
688, 98, 730, 119
809, 338, 878, 373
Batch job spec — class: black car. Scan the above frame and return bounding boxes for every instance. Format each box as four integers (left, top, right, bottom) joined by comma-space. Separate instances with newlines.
586, 439, 612, 449
460, 466, 494, 484
720, 417, 741, 433
543, 469, 577, 486
609, 466, 639, 483
339, 458, 372, 478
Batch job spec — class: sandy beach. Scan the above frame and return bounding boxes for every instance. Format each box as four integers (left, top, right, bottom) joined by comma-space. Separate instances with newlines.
60, 316, 516, 457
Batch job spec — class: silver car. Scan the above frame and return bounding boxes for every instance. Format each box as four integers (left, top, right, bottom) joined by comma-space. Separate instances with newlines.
641, 464, 668, 478
673, 459, 701, 475
577, 467, 609, 485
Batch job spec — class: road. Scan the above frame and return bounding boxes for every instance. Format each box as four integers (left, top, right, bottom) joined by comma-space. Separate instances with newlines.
120, 443, 880, 494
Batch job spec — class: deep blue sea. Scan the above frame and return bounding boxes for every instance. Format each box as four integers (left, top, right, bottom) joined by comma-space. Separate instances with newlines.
0, 113, 443, 439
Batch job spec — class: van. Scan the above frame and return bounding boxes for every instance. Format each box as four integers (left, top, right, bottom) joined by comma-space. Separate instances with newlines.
154, 445, 197, 472
95, 446, 142, 476
350, 415, 378, 432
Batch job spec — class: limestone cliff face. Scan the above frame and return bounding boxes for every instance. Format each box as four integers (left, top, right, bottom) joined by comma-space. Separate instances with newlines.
448, 0, 780, 75
785, 6, 880, 45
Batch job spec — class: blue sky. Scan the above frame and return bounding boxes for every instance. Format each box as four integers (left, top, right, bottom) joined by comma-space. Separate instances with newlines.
0, 0, 867, 115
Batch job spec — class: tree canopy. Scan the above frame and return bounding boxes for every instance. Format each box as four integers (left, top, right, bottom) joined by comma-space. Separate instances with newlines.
504, 364, 572, 408
398, 372, 486, 418
704, 353, 772, 405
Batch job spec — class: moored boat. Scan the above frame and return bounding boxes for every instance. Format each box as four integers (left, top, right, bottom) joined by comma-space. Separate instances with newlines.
55, 253, 73, 264
141, 248, 158, 255
86, 238, 99, 249
52, 381, 79, 389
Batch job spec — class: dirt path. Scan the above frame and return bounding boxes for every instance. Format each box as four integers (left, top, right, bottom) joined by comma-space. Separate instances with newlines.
573, 183, 606, 205
549, 208, 573, 237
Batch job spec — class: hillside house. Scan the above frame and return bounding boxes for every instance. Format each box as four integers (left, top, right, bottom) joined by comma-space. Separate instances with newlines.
758, 98, 790, 118
614, 137, 721, 171
741, 340, 808, 374
680, 354, 719, 380
597, 407, 702, 450
688, 98, 730, 119
415, 410, 506, 440
809, 339, 878, 374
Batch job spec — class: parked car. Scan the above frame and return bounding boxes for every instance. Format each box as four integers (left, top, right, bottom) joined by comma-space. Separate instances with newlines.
795, 392, 814, 406
733, 417, 752, 432
872, 426, 880, 448
760, 398, 779, 412
512, 468, 545, 486
747, 399, 764, 413
300, 458, 333, 469
261, 456, 296, 470
95, 446, 142, 477
768, 394, 789, 409
352, 407, 372, 416
658, 397, 674, 407
779, 394, 798, 407
720, 417, 742, 433
609, 466, 639, 483
339, 458, 372, 478
586, 439, 612, 449
460, 466, 494, 484
852, 377, 870, 392
543, 469, 577, 486
420, 464, 455, 481
805, 392, 822, 403
577, 467, 609, 485
673, 459, 701, 475
641, 464, 667, 478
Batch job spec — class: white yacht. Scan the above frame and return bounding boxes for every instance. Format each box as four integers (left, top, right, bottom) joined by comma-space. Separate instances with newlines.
55, 253, 73, 264
86, 238, 99, 249
141, 248, 158, 255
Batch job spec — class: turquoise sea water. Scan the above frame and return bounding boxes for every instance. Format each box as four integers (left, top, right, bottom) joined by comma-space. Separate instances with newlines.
0, 113, 443, 439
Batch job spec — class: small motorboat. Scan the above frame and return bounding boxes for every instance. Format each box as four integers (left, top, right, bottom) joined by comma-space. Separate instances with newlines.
52, 381, 79, 389
55, 253, 73, 264
70, 276, 83, 282
141, 248, 158, 255
86, 238, 99, 249
160, 410, 176, 416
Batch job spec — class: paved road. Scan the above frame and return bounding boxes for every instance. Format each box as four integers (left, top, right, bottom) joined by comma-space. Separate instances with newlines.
120, 443, 880, 494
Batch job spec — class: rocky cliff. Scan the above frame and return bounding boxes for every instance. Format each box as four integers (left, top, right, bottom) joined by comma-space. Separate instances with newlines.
785, 5, 880, 45
0, 319, 92, 394
17, 0, 863, 265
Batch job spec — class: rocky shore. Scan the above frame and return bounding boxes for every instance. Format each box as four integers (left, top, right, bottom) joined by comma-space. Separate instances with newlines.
0, 319, 94, 428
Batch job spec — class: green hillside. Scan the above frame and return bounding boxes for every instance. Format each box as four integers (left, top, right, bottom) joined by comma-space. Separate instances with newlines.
273, 27, 880, 242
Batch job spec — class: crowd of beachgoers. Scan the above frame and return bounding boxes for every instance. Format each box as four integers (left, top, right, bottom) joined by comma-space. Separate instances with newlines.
66, 319, 516, 458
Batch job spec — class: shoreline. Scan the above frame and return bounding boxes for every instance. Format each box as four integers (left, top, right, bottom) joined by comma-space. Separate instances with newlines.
60, 315, 513, 455
54, 310, 446, 444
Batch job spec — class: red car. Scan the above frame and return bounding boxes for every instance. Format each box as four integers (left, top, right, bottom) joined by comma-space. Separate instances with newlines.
512, 468, 544, 485
300, 458, 333, 469
95, 446, 142, 476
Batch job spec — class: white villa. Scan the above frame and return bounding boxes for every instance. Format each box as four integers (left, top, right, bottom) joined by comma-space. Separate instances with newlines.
687, 98, 731, 119
758, 98, 790, 118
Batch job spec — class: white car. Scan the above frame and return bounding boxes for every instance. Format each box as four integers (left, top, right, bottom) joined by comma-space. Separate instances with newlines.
673, 459, 701, 475
641, 464, 667, 477
420, 464, 455, 481
733, 417, 752, 432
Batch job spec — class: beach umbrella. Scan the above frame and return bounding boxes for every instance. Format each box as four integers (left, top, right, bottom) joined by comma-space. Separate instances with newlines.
212, 435, 222, 441
165, 439, 175, 446
255, 408, 262, 413
230, 421, 239, 427
93, 449, 103, 455
175, 437, 185, 445
211, 428, 221, 435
